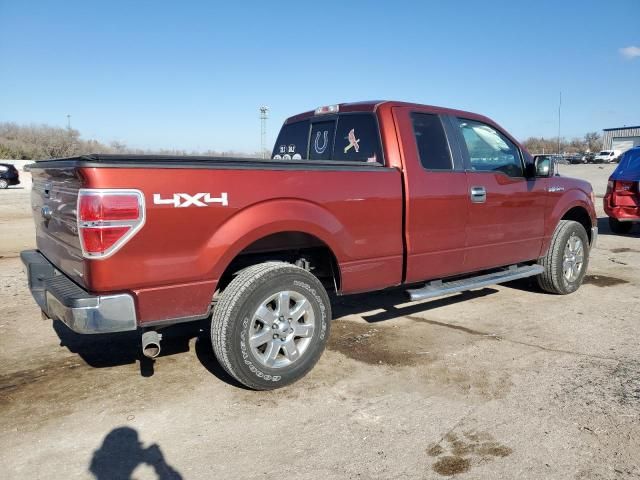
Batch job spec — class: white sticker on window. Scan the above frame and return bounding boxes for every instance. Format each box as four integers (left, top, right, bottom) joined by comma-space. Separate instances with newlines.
314, 131, 329, 154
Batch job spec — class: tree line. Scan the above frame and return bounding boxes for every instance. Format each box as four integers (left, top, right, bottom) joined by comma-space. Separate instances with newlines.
521, 132, 602, 155
0, 122, 260, 160
0, 121, 604, 160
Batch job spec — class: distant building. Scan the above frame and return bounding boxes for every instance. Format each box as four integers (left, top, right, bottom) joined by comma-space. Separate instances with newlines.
602, 126, 640, 152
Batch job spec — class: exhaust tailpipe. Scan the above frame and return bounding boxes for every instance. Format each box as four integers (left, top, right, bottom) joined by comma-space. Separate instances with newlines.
141, 331, 162, 358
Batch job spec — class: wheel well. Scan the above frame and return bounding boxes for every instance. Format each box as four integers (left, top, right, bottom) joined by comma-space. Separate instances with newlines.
561, 207, 592, 242
217, 232, 341, 294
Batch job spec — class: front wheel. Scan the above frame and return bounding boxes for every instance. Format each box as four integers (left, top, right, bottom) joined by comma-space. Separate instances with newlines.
211, 262, 331, 390
537, 220, 590, 294
609, 217, 633, 234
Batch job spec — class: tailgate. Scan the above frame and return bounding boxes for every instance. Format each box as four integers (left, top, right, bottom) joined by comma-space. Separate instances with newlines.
31, 167, 86, 287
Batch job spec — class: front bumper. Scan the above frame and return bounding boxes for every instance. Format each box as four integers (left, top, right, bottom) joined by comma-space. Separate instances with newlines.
21, 250, 137, 334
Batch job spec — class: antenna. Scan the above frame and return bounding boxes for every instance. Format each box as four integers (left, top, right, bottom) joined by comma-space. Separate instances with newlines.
259, 106, 269, 159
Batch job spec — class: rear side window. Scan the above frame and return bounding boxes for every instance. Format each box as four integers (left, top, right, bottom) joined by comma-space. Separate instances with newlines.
272, 120, 309, 159
411, 113, 453, 170
333, 114, 382, 163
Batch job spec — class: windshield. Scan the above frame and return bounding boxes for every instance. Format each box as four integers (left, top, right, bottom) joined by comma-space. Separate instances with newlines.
598, 151, 610, 155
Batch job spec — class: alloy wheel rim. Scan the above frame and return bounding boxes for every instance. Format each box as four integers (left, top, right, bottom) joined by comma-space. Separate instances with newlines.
562, 234, 584, 283
249, 290, 315, 369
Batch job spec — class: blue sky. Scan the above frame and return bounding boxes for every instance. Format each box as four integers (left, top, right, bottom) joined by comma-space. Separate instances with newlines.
1, 0, 638, 152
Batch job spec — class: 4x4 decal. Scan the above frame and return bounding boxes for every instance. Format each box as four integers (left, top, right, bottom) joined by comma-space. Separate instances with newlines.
153, 192, 228, 208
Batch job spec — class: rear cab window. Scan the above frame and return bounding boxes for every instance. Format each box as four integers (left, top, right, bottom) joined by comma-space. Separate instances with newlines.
272, 113, 382, 164
272, 121, 309, 160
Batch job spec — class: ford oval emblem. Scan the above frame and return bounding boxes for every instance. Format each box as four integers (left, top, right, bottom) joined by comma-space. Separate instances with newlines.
41, 205, 53, 221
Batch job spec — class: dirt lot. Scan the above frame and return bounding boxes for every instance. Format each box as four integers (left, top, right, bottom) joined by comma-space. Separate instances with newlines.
1, 165, 639, 479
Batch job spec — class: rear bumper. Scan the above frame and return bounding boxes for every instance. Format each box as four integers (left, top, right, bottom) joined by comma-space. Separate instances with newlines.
604, 203, 640, 222
21, 250, 137, 334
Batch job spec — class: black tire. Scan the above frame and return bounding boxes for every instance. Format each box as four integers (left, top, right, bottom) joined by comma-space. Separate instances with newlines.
0, 179, 8, 189
211, 262, 331, 390
609, 217, 633, 234
537, 220, 590, 294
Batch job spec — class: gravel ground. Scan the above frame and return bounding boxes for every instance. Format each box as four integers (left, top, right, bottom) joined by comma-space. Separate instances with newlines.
1, 164, 639, 479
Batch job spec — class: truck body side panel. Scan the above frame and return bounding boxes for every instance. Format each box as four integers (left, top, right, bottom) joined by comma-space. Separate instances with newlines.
75, 165, 404, 322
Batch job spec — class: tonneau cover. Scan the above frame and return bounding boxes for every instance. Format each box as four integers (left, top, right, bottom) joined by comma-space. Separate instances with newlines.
28, 154, 384, 170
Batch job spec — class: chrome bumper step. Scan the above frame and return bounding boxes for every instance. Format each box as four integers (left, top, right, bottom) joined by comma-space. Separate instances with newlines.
407, 264, 544, 302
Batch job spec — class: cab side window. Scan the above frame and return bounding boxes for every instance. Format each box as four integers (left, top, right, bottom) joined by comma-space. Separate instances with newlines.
456, 118, 523, 177
411, 113, 453, 170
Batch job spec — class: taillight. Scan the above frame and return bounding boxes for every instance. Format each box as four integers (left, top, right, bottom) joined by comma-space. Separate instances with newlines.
77, 189, 145, 259
614, 180, 636, 195
606, 180, 614, 194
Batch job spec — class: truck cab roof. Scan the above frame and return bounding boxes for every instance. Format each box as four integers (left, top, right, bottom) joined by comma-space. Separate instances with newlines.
284, 100, 495, 126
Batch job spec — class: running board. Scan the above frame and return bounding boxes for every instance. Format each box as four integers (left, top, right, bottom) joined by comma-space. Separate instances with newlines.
407, 264, 544, 302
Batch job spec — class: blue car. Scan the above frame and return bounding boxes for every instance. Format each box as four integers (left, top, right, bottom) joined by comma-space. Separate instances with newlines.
604, 147, 640, 234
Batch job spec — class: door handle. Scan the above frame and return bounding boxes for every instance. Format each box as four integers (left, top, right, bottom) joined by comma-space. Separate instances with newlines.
470, 186, 486, 203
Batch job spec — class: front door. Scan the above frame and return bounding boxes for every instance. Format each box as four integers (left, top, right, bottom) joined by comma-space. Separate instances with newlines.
451, 116, 547, 271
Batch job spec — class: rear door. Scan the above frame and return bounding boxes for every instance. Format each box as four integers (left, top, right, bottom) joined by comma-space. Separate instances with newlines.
393, 107, 469, 283
451, 116, 546, 271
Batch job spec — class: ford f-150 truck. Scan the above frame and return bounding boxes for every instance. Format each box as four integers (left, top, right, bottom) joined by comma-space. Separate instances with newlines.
22, 101, 598, 390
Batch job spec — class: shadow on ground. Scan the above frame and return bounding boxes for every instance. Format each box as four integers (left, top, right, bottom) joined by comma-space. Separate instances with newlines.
52, 318, 245, 388
50, 285, 502, 386
332, 287, 499, 322
89, 426, 182, 480
597, 216, 640, 238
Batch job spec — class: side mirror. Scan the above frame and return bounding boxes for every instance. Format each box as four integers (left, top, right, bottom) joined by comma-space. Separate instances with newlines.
534, 157, 554, 177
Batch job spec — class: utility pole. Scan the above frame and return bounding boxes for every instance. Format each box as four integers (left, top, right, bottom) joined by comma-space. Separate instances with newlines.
557, 91, 561, 155
66, 114, 71, 130
259, 106, 269, 159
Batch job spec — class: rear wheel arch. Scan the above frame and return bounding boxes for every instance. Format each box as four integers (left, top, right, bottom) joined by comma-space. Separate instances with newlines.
215, 231, 342, 295
204, 199, 350, 292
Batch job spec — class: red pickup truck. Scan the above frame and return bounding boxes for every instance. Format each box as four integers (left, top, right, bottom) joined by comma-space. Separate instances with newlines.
22, 101, 597, 390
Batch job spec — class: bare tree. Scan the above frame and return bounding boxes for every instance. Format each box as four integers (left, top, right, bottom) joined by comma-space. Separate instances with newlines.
584, 132, 602, 153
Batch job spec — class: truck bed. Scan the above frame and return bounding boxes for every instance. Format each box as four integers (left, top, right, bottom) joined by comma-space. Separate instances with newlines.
29, 153, 403, 325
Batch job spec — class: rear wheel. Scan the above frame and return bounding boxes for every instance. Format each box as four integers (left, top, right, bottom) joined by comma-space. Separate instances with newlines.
609, 217, 633, 234
0, 179, 8, 189
537, 220, 589, 294
211, 262, 331, 390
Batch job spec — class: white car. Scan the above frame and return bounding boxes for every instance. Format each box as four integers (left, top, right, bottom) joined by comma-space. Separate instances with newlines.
593, 150, 621, 163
